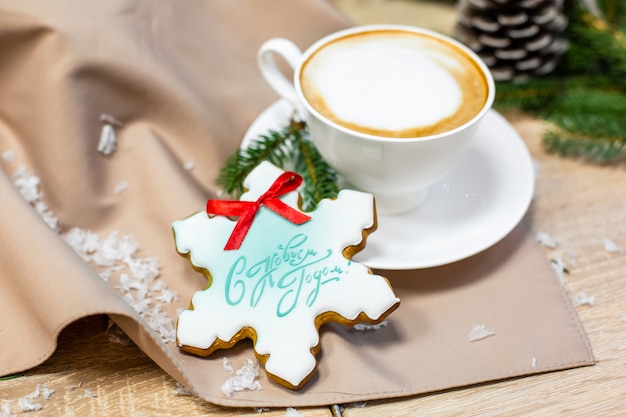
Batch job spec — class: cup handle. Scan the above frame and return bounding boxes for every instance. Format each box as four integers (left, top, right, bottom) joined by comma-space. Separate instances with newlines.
257, 38, 305, 119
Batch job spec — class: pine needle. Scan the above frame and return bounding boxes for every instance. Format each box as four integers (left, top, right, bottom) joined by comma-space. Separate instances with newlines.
492, 0, 626, 164
216, 119, 339, 210
216, 127, 292, 197
0, 373, 25, 381
543, 127, 626, 163
294, 137, 339, 211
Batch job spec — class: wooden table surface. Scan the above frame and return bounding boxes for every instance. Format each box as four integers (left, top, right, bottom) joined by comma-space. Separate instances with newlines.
3, 2, 626, 416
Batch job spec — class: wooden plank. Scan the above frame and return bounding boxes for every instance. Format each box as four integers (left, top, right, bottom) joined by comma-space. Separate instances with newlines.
0, 316, 331, 417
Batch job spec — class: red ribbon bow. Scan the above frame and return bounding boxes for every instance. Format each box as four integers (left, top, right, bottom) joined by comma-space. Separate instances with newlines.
207, 171, 311, 250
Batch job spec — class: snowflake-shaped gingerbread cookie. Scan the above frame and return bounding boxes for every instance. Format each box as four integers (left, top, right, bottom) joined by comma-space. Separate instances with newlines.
172, 161, 400, 389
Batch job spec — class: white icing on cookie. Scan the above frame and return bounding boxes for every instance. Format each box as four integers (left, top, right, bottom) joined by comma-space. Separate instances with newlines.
173, 161, 400, 389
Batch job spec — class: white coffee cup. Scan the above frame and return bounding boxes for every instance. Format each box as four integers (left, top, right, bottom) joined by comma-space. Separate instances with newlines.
258, 25, 495, 214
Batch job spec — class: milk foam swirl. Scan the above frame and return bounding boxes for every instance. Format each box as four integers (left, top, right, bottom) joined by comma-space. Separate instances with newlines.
300, 31, 488, 138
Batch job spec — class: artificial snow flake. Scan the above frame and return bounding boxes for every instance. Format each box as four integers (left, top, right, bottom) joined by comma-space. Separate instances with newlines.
2, 150, 16, 163
12, 166, 41, 203
156, 288, 179, 304
114, 181, 129, 195
63, 227, 101, 261
572, 291, 595, 307
13, 383, 56, 413
12, 165, 59, 231
1, 402, 12, 416
146, 305, 176, 343
116, 273, 142, 293
221, 359, 263, 398
285, 408, 303, 417
16, 385, 45, 412
173, 383, 193, 396
67, 381, 83, 391
99, 265, 123, 282
535, 231, 558, 248
91, 231, 139, 267
151, 280, 168, 292
223, 357, 234, 373
353, 321, 388, 331
124, 292, 152, 315
184, 160, 196, 171
36, 203, 60, 230
550, 257, 568, 286
531, 357, 538, 369
17, 396, 41, 412
98, 114, 124, 156
40, 383, 55, 400
468, 324, 496, 342
98, 124, 117, 155
603, 238, 621, 253
125, 256, 159, 283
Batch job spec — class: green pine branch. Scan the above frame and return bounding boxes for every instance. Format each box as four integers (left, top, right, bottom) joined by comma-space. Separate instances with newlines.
216, 119, 339, 211
293, 134, 340, 211
495, 77, 563, 112
493, 0, 626, 163
216, 124, 293, 197
0, 373, 25, 380
543, 129, 626, 162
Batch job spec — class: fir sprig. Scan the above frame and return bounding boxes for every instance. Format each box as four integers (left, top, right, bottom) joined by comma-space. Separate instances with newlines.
493, 0, 626, 163
216, 124, 293, 197
543, 128, 626, 162
0, 373, 25, 380
216, 119, 339, 211
293, 133, 340, 211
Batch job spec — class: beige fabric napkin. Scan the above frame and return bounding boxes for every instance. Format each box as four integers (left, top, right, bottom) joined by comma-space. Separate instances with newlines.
0, 0, 593, 408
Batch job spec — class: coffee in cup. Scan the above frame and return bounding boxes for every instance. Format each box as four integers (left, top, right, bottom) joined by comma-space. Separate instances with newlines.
258, 25, 495, 214
299, 30, 489, 138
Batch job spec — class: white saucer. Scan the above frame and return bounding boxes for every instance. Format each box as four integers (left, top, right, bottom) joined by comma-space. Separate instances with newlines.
242, 100, 535, 270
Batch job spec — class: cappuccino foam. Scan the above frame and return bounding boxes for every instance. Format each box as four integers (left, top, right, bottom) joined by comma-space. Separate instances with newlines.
300, 30, 489, 138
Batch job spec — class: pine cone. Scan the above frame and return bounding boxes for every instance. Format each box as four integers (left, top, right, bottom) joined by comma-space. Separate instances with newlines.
455, 0, 569, 82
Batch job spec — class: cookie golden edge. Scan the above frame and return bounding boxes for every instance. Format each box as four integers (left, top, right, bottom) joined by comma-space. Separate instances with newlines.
173, 197, 400, 390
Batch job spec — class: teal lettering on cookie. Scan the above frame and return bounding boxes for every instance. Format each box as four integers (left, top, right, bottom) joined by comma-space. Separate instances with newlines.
224, 233, 343, 317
